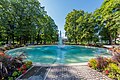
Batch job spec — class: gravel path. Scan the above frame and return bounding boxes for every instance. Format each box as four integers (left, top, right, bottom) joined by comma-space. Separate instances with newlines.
17, 65, 112, 80
45, 65, 112, 80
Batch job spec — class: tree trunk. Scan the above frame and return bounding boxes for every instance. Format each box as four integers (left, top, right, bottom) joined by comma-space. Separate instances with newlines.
44, 39, 46, 44
106, 29, 113, 45
37, 34, 39, 45
6, 36, 9, 44
32, 36, 35, 44
30, 36, 32, 44
12, 34, 14, 44
108, 35, 112, 45
114, 31, 117, 44
20, 37, 22, 44
40, 39, 42, 44
115, 38, 117, 44
75, 38, 77, 44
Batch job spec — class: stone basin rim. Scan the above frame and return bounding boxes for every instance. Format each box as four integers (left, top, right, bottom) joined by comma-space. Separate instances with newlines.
5, 45, 109, 66
5, 45, 107, 53
33, 62, 88, 66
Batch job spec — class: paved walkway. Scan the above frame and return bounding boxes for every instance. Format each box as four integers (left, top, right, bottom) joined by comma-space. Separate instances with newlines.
45, 65, 111, 80
18, 65, 112, 80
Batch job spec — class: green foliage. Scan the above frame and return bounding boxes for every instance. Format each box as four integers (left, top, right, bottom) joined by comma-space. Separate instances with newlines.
0, 52, 32, 79
64, 10, 96, 44
88, 57, 109, 71
24, 61, 32, 69
12, 71, 18, 77
89, 55, 120, 79
88, 58, 97, 69
65, 0, 120, 44
93, 0, 120, 44
0, 0, 58, 45
8, 77, 14, 80
25, 61, 32, 66
96, 57, 109, 70
106, 63, 120, 79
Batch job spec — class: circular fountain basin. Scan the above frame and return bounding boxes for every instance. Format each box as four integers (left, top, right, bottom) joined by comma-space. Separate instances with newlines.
6, 45, 111, 64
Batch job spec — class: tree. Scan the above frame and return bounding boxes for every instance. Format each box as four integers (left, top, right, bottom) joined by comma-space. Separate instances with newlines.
65, 10, 96, 44
94, 0, 120, 44
64, 10, 84, 44
0, 0, 58, 45
64, 0, 120, 45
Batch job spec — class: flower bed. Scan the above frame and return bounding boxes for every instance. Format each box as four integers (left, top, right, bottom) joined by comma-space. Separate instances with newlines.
0, 54, 32, 80
88, 51, 120, 80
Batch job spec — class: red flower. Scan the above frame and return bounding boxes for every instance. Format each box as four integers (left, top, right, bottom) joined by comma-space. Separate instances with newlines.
17, 68, 21, 71
0, 52, 5, 56
22, 70, 26, 74
105, 70, 109, 75
6, 56, 11, 58
22, 64, 27, 69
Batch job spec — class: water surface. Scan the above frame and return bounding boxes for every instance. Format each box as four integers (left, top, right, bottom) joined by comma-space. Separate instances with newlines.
7, 45, 110, 64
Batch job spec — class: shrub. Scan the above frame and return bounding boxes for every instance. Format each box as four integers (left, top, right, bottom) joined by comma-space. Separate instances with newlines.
4, 47, 10, 50
10, 45, 14, 49
88, 53, 120, 79
0, 55, 23, 79
25, 61, 32, 69
0, 62, 8, 79
0, 48, 5, 52
89, 56, 110, 72
12, 71, 18, 77
96, 56, 109, 71
105, 63, 120, 80
0, 53, 32, 79
88, 58, 97, 69
112, 53, 120, 63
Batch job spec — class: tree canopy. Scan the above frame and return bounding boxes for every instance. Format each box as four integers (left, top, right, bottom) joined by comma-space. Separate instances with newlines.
0, 0, 58, 45
64, 0, 120, 44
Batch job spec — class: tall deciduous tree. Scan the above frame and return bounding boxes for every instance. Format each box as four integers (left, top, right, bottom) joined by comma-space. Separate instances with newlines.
94, 0, 120, 44
0, 0, 58, 45
64, 0, 120, 45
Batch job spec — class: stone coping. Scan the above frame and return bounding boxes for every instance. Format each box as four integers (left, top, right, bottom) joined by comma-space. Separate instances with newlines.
33, 62, 88, 66
5, 45, 108, 55
5, 45, 110, 66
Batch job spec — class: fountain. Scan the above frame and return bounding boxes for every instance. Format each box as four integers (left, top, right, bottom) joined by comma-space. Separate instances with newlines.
58, 31, 63, 45
56, 30, 65, 64
95, 28, 103, 55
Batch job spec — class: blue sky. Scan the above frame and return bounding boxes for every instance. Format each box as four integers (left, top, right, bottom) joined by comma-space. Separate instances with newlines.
40, 0, 104, 38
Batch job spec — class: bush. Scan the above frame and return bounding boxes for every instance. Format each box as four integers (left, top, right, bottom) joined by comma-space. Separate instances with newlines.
88, 58, 97, 69
0, 48, 5, 52
4, 47, 10, 50
88, 56, 109, 71
0, 55, 23, 79
0, 53, 32, 79
88, 53, 120, 80
112, 53, 120, 63
10, 45, 14, 49
105, 63, 120, 80
96, 56, 108, 71
25, 61, 32, 69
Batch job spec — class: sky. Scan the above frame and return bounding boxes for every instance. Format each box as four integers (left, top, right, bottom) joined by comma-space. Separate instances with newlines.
40, 0, 104, 38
